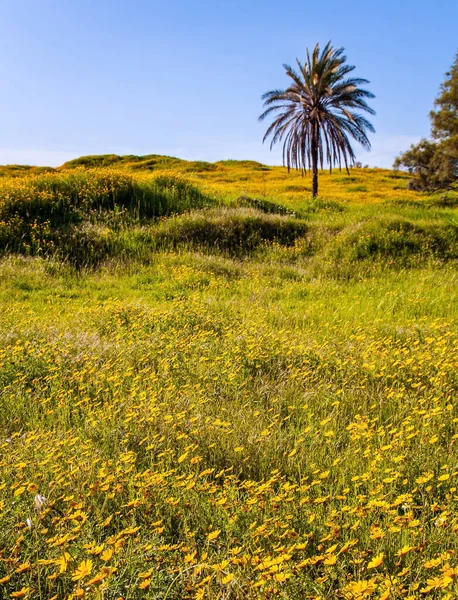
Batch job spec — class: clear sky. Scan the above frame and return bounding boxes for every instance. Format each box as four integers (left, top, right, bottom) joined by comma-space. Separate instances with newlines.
1, 0, 457, 168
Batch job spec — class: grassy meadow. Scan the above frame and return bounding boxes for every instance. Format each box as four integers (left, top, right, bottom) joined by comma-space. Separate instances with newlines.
1, 156, 458, 599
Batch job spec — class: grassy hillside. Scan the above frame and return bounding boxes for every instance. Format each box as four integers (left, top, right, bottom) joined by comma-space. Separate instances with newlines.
0, 154, 457, 268
1, 156, 458, 599
58, 153, 456, 207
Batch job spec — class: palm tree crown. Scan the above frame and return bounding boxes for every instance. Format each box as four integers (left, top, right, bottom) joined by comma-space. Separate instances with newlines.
259, 42, 375, 197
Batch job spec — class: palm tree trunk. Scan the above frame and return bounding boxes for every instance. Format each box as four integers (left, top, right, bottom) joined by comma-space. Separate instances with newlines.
312, 161, 318, 198
311, 124, 319, 198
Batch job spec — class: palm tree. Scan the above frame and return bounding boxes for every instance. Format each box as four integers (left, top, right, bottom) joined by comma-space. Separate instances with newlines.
259, 42, 375, 197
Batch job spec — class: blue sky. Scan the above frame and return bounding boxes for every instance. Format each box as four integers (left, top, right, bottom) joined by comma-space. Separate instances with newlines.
1, 0, 457, 168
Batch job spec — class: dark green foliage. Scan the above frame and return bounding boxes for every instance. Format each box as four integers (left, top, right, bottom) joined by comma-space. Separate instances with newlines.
429, 137, 458, 186
394, 139, 457, 190
58, 224, 118, 268
394, 51, 458, 189
430, 51, 458, 140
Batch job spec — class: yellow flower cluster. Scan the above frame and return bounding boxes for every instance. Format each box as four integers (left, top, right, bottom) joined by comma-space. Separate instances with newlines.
0, 154, 456, 599
0, 253, 457, 600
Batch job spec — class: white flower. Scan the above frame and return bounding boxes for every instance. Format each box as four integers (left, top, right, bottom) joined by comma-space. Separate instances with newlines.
34, 494, 47, 512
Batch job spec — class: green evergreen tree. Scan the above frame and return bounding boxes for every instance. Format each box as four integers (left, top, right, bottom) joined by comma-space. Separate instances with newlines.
394, 52, 458, 188
430, 52, 458, 140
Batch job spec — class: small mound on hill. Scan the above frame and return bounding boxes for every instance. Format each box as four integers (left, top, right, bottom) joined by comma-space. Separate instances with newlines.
60, 154, 186, 171
60, 154, 274, 173
152, 208, 307, 256
0, 165, 55, 177
216, 159, 271, 171
328, 216, 458, 262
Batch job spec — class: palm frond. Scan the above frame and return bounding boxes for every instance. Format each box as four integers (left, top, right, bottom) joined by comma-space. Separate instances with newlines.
259, 41, 375, 194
